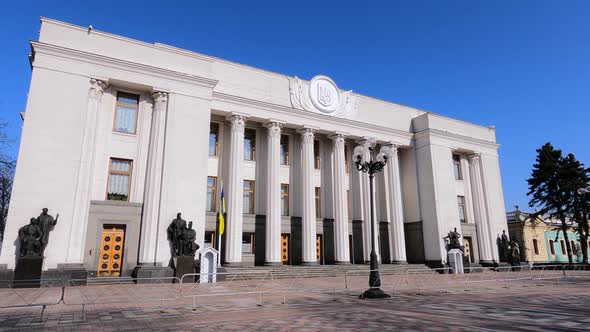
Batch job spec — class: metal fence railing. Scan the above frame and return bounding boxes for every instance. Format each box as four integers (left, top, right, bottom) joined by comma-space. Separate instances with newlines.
0, 264, 589, 313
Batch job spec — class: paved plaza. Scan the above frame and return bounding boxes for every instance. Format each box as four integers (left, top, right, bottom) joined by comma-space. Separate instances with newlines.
1, 273, 590, 331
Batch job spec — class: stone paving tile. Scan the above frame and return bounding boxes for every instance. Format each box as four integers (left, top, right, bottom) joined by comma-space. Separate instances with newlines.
0, 278, 589, 331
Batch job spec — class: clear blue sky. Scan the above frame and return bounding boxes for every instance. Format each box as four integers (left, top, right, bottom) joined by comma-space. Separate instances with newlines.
1, 1, 589, 212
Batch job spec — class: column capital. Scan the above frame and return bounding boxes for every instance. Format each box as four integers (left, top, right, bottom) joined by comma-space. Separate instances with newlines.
297, 126, 316, 143
227, 113, 247, 132
356, 137, 376, 148
151, 91, 169, 111
88, 78, 108, 100
467, 153, 481, 163
264, 121, 283, 139
329, 132, 348, 143
386, 143, 400, 152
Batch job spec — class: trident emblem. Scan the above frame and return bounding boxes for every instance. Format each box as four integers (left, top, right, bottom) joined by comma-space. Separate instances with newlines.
318, 83, 332, 107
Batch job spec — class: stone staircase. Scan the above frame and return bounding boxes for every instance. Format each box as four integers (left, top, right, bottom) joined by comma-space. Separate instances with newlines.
221, 263, 432, 280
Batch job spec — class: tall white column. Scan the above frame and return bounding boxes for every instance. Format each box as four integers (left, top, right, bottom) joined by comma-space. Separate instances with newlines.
66, 78, 108, 264
299, 127, 317, 265
264, 121, 283, 265
225, 114, 247, 265
330, 133, 350, 264
139, 91, 169, 265
468, 153, 494, 264
386, 144, 407, 263
356, 138, 379, 262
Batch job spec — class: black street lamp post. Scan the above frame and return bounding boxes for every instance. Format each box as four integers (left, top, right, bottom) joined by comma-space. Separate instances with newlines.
354, 145, 391, 299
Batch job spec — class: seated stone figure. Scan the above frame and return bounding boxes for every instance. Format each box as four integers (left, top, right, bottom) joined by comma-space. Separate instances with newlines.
182, 221, 199, 257
18, 218, 43, 257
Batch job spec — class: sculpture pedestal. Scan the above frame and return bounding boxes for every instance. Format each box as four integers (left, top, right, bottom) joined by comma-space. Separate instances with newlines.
14, 256, 43, 288
447, 249, 464, 274
174, 256, 195, 283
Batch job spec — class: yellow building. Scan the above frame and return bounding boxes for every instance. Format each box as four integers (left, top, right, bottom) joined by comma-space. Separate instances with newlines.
507, 210, 588, 263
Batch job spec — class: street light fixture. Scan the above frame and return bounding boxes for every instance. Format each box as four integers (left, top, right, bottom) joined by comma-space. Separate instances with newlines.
353, 144, 391, 299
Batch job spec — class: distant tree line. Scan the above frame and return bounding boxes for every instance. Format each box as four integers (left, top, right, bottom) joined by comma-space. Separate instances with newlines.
0, 122, 14, 242
527, 142, 590, 264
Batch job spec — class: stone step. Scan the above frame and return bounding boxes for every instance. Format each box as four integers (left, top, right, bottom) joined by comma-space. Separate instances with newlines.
86, 276, 135, 285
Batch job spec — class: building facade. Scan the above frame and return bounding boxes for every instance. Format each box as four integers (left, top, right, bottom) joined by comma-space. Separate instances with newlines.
0, 18, 508, 277
507, 210, 589, 263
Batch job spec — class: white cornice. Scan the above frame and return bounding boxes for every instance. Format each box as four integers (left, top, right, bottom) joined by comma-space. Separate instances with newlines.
212, 91, 414, 142
413, 128, 500, 150
30, 41, 219, 89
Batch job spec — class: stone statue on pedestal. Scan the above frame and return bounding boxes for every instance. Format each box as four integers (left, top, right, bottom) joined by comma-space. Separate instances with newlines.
36, 208, 58, 255
18, 218, 43, 257
509, 239, 521, 266
499, 230, 509, 262
167, 213, 187, 257
444, 227, 462, 250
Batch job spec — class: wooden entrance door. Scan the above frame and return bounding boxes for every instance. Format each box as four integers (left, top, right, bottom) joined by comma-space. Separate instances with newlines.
316, 235, 322, 262
97, 226, 125, 277
464, 236, 474, 263
281, 234, 289, 264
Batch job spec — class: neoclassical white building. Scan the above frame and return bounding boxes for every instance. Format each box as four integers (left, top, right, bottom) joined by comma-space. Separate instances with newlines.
1, 18, 508, 278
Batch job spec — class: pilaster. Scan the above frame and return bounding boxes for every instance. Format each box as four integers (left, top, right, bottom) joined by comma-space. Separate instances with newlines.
329, 133, 350, 264
225, 114, 247, 265
66, 78, 108, 264
299, 127, 317, 265
386, 144, 407, 263
139, 91, 169, 264
264, 121, 283, 265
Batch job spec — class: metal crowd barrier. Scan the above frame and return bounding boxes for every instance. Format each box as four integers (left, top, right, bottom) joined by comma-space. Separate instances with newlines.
64, 277, 181, 312
0, 264, 589, 314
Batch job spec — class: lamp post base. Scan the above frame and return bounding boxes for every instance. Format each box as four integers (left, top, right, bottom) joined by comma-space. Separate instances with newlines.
360, 287, 391, 299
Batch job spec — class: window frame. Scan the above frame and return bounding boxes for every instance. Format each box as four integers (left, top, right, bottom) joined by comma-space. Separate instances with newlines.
106, 158, 133, 202
281, 183, 289, 216
344, 146, 349, 174
457, 195, 467, 223
533, 239, 539, 255
314, 140, 321, 170
280, 135, 289, 166
549, 240, 555, 255
209, 122, 220, 157
243, 180, 255, 214
113, 91, 140, 135
315, 187, 321, 218
244, 128, 257, 161
453, 154, 463, 181
206, 176, 217, 212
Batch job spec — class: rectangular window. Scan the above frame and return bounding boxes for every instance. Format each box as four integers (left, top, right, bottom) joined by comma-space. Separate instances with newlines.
209, 123, 219, 157
107, 158, 132, 201
206, 176, 217, 212
533, 239, 539, 255
280, 135, 289, 165
345, 146, 349, 174
457, 196, 467, 223
243, 180, 255, 214
315, 187, 321, 218
549, 240, 555, 255
244, 128, 256, 161
113, 92, 139, 134
242, 233, 254, 254
314, 140, 321, 170
560, 240, 566, 255
453, 154, 462, 180
281, 184, 289, 216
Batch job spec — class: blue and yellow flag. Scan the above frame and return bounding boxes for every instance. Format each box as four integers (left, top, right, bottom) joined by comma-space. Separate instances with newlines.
218, 186, 226, 235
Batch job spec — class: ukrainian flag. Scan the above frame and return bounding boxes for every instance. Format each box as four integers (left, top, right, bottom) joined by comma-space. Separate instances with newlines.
218, 186, 226, 235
